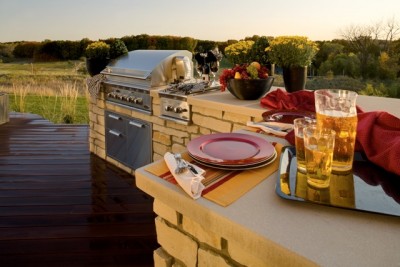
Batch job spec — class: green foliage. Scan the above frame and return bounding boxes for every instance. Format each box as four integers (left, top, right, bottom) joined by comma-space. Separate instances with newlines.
266, 36, 319, 67
359, 83, 389, 97
0, 43, 14, 61
247, 36, 272, 66
108, 39, 128, 59
378, 52, 400, 80
305, 76, 365, 91
314, 42, 345, 70
9, 94, 89, 124
318, 52, 361, 78
85, 41, 110, 59
13, 42, 41, 58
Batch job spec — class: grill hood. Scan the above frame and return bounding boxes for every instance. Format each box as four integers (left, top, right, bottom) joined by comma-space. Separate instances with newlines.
101, 50, 193, 88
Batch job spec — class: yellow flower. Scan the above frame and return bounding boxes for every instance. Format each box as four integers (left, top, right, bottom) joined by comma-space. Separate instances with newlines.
266, 36, 319, 67
224, 40, 254, 65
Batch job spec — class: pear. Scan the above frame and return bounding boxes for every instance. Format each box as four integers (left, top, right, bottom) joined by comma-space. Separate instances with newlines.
234, 72, 242, 79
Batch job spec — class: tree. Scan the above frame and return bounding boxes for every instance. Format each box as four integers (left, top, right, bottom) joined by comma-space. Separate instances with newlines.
12, 42, 40, 58
340, 18, 400, 79
314, 41, 344, 71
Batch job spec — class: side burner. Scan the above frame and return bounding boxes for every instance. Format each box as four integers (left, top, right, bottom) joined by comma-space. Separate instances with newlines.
159, 82, 220, 125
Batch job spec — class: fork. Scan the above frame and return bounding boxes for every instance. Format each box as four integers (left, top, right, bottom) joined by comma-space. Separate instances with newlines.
250, 121, 293, 132
174, 153, 198, 175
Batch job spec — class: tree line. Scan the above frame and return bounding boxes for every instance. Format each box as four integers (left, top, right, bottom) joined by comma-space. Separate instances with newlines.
1, 18, 400, 81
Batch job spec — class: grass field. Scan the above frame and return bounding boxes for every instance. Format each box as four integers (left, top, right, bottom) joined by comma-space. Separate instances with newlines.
1, 59, 399, 124
0, 59, 89, 124
0, 60, 87, 75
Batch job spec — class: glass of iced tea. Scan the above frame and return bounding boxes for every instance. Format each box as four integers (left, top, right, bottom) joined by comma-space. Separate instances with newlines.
303, 126, 336, 189
293, 118, 315, 173
314, 89, 358, 172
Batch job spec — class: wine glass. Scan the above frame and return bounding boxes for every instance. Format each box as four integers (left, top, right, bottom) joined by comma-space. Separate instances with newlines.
210, 61, 219, 86
194, 61, 203, 82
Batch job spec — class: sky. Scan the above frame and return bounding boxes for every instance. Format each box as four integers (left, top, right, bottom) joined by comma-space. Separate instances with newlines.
0, 0, 399, 43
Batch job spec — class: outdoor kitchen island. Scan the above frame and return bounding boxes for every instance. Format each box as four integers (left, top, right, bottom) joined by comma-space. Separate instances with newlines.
134, 91, 400, 267
89, 84, 400, 266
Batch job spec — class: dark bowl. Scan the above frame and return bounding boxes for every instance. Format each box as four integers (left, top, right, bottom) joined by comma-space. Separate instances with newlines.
227, 77, 274, 100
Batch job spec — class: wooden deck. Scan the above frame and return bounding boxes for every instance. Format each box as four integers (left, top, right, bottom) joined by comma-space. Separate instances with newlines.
0, 113, 158, 267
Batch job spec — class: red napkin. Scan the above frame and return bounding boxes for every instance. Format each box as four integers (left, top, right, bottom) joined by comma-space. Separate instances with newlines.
355, 111, 400, 176
260, 89, 400, 175
260, 88, 316, 112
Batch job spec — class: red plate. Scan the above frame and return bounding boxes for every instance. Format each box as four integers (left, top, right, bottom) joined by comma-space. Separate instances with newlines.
262, 110, 315, 124
189, 150, 277, 170
187, 133, 275, 165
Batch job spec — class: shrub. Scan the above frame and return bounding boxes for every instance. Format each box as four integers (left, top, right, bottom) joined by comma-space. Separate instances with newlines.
109, 39, 128, 59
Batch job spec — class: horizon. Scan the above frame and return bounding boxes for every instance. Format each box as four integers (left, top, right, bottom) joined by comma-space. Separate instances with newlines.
0, 0, 399, 43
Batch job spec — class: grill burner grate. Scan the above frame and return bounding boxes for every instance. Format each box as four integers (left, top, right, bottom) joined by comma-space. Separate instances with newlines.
163, 81, 219, 96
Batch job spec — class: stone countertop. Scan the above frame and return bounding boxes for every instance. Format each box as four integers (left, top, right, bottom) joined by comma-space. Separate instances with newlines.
138, 89, 400, 266
187, 86, 400, 118
188, 89, 266, 119
136, 130, 400, 267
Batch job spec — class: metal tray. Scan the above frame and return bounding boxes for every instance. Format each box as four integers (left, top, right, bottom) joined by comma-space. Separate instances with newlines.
276, 146, 400, 217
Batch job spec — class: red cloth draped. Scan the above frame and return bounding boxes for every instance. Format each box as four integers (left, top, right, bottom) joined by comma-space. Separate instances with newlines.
260, 88, 316, 112
260, 89, 400, 175
355, 111, 400, 176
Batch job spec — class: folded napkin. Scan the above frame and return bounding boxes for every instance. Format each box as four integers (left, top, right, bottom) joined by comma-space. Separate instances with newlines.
246, 121, 293, 136
355, 111, 400, 176
260, 88, 364, 113
164, 152, 206, 199
260, 88, 316, 112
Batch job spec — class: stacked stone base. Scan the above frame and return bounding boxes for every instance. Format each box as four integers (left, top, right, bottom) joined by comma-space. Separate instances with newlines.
153, 200, 267, 267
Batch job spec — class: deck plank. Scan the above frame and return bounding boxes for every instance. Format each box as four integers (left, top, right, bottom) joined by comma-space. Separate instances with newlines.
0, 113, 158, 267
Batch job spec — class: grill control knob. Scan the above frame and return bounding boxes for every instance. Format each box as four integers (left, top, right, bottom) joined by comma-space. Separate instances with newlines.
164, 105, 173, 112
134, 98, 143, 105
173, 107, 187, 113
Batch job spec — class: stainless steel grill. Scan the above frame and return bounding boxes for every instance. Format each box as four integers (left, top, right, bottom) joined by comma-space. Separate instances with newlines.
101, 50, 193, 114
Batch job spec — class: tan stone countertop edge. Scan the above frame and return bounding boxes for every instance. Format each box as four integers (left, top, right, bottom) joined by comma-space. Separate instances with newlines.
135, 129, 400, 267
187, 90, 267, 119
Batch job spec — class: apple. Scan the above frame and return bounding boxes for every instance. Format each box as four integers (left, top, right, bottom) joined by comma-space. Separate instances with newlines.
250, 61, 261, 70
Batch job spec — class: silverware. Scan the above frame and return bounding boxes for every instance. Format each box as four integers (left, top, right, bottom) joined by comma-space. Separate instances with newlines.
174, 153, 198, 175
251, 122, 293, 132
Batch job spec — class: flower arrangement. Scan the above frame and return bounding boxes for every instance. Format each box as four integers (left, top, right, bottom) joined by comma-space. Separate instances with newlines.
265, 36, 319, 67
85, 41, 110, 59
224, 40, 255, 65
219, 62, 269, 91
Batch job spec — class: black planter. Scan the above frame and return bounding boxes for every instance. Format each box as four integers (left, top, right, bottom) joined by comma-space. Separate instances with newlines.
85, 58, 110, 77
227, 77, 274, 100
282, 66, 307, 92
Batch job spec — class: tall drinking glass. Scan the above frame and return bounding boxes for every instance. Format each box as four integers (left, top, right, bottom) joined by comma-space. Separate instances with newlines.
314, 89, 358, 172
294, 117, 315, 173
304, 126, 336, 189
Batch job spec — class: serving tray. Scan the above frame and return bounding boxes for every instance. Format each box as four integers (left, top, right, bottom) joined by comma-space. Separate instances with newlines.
276, 146, 400, 217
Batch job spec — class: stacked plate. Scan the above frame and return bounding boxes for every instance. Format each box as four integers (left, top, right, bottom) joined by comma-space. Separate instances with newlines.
187, 133, 277, 170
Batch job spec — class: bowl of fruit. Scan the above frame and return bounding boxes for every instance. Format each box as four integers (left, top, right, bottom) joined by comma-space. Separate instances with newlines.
219, 62, 274, 100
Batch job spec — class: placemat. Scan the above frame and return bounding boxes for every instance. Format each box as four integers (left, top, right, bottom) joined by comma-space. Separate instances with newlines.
145, 143, 283, 207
